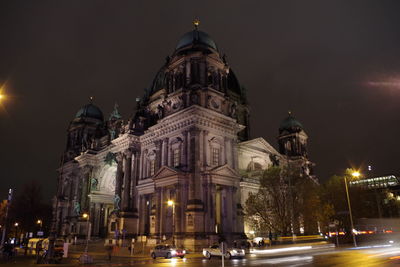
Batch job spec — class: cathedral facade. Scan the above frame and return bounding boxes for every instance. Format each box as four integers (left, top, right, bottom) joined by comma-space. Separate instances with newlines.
55, 25, 315, 250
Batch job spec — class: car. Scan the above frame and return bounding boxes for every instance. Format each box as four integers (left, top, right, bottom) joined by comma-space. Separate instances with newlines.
37, 238, 64, 263
150, 244, 186, 259
203, 244, 245, 259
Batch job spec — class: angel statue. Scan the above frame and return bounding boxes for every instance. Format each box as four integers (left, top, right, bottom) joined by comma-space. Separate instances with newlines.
114, 194, 121, 211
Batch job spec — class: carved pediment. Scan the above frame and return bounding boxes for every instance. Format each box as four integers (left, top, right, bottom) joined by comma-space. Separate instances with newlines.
239, 137, 280, 155
152, 166, 182, 180
209, 164, 240, 178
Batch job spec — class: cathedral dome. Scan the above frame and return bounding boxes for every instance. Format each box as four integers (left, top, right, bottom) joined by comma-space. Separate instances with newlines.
175, 29, 218, 51
279, 113, 303, 134
147, 67, 166, 97
75, 103, 104, 121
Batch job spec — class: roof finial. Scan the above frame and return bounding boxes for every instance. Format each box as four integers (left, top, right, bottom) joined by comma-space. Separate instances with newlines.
288, 110, 292, 116
193, 18, 200, 29
89, 96, 94, 104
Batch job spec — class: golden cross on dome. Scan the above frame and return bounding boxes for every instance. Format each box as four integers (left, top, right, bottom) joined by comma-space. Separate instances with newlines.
193, 18, 200, 29
90, 96, 94, 103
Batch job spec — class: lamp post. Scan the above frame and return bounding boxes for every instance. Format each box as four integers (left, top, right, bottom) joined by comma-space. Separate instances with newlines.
1, 189, 13, 247
82, 213, 90, 253
167, 200, 175, 246
14, 223, 19, 245
37, 220, 43, 231
79, 212, 93, 264
344, 170, 360, 247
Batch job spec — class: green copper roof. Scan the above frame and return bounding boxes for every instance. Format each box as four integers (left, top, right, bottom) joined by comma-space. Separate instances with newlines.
75, 103, 104, 121
279, 113, 303, 133
176, 30, 218, 51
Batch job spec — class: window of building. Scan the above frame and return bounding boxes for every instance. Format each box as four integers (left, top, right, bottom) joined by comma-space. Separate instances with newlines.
150, 160, 155, 176
173, 149, 180, 167
212, 147, 220, 166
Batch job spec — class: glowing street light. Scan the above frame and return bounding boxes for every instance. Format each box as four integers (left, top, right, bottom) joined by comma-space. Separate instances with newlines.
37, 219, 43, 231
79, 212, 93, 263
0, 85, 6, 103
83, 213, 90, 250
14, 222, 19, 245
344, 170, 361, 247
167, 200, 175, 246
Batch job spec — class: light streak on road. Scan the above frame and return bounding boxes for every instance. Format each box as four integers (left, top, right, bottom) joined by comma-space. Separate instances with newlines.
250, 246, 313, 254
251, 255, 313, 265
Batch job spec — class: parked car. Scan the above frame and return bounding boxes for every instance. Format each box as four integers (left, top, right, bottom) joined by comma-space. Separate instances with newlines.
203, 244, 245, 259
37, 238, 64, 263
27, 238, 43, 252
150, 244, 186, 259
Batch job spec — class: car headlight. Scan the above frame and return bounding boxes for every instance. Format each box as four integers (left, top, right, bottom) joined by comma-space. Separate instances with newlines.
183, 250, 186, 254
171, 250, 176, 255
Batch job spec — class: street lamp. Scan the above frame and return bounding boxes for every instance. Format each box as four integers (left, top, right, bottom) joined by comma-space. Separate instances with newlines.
82, 213, 90, 252
14, 222, 19, 245
167, 200, 175, 246
79, 212, 93, 264
37, 220, 43, 230
344, 170, 360, 247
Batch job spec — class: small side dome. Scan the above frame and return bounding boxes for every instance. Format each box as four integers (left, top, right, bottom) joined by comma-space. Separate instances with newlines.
75, 103, 104, 121
279, 112, 303, 134
176, 30, 218, 51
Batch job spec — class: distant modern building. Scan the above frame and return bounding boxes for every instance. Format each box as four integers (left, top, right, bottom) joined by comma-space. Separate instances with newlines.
349, 175, 400, 190
349, 175, 400, 230
55, 23, 315, 250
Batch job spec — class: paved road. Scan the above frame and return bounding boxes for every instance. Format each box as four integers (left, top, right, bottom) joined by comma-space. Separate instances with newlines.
2, 245, 400, 266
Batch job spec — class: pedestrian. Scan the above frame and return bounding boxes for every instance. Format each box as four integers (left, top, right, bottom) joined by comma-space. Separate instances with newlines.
269, 231, 273, 247
36, 241, 43, 263
105, 244, 113, 261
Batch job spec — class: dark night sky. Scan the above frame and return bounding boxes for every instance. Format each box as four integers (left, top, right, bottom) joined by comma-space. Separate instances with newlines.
0, 1, 399, 200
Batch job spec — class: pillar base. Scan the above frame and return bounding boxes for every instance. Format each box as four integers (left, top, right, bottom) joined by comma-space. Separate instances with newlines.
119, 211, 139, 236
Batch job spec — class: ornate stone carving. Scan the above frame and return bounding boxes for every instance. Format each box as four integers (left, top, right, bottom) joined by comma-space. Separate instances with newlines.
104, 152, 117, 166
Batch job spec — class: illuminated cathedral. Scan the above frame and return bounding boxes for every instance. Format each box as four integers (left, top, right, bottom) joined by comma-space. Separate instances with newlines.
55, 22, 315, 250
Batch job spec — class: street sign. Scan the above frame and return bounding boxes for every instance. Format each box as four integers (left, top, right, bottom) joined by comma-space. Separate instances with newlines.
37, 231, 44, 237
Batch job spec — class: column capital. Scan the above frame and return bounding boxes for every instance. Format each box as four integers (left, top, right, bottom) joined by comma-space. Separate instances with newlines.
124, 148, 133, 158
188, 126, 201, 135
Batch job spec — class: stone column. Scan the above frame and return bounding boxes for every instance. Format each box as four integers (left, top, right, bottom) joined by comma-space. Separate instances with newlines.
122, 150, 132, 212
80, 167, 91, 211
210, 184, 216, 233
181, 131, 188, 169
225, 186, 233, 234
115, 153, 123, 210
161, 138, 168, 166
154, 188, 161, 237
175, 184, 182, 234
231, 138, 237, 170
188, 127, 202, 200
159, 187, 165, 237
138, 195, 145, 234
203, 130, 208, 168
130, 151, 140, 213
155, 140, 162, 171
224, 137, 231, 166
